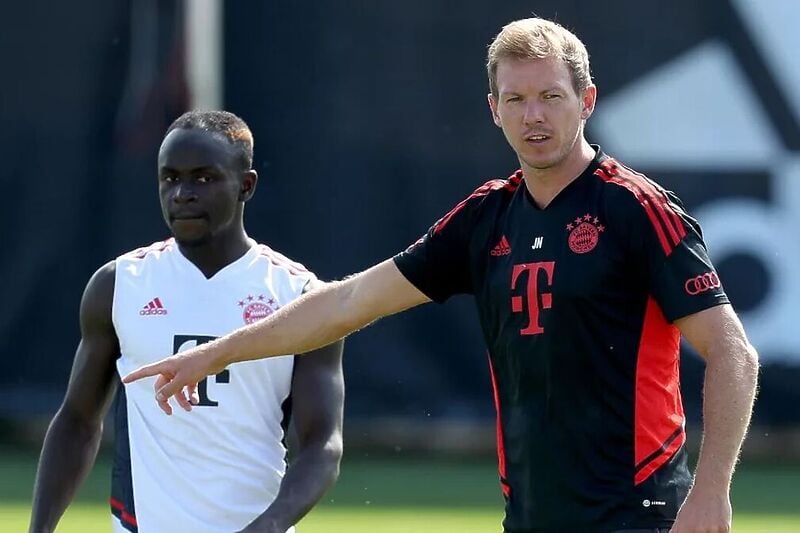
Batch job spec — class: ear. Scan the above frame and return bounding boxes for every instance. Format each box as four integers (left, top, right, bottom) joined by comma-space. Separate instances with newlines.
487, 93, 502, 127
580, 85, 597, 121
240, 170, 258, 202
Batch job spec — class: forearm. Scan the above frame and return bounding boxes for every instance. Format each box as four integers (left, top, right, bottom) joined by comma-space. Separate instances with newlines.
693, 341, 759, 490
242, 444, 342, 532
29, 410, 103, 533
216, 280, 363, 368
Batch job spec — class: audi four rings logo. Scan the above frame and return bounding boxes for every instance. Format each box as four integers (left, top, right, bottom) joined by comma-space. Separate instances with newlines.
685, 272, 721, 296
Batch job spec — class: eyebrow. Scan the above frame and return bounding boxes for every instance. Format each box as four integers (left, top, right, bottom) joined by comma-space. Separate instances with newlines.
159, 165, 220, 173
500, 86, 565, 96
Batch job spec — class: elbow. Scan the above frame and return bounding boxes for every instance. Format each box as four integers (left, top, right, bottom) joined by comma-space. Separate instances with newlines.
55, 404, 103, 439
326, 438, 344, 480
742, 342, 760, 383
712, 339, 759, 387
313, 438, 343, 488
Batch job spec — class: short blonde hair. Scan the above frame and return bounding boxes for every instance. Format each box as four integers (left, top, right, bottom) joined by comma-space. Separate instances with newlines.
487, 18, 592, 97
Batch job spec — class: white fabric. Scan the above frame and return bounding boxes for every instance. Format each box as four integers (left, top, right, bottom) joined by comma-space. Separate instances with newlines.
113, 239, 313, 532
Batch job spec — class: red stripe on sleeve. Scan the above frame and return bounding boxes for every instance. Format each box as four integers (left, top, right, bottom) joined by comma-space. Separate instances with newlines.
487, 354, 510, 497
633, 297, 685, 486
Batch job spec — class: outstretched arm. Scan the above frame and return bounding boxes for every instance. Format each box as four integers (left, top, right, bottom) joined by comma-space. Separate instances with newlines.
30, 262, 120, 533
238, 337, 345, 533
670, 304, 759, 533
123, 259, 428, 413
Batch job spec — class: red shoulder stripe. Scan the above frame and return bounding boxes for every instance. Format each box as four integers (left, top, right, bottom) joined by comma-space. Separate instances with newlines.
127, 238, 174, 259
595, 161, 684, 256
617, 163, 687, 243
258, 245, 309, 276
432, 173, 522, 235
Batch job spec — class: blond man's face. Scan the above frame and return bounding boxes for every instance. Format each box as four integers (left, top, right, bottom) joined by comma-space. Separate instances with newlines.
488, 57, 595, 172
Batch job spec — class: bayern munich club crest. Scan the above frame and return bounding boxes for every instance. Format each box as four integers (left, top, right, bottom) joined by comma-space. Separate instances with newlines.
238, 294, 280, 324
566, 214, 604, 254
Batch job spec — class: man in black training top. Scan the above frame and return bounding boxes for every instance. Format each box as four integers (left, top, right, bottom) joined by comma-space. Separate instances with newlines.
125, 18, 758, 533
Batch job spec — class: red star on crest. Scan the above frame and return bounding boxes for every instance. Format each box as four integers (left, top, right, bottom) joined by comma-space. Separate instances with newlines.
258, 295, 265, 301
574, 217, 583, 225
238, 300, 245, 307
566, 223, 574, 231
593, 217, 599, 224
597, 225, 605, 232
268, 298, 275, 305
247, 295, 254, 301
583, 214, 592, 221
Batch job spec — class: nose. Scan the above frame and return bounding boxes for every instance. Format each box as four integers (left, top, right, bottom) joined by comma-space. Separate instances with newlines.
523, 101, 545, 125
172, 182, 198, 204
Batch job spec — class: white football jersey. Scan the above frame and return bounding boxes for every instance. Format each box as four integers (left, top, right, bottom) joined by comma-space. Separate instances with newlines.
111, 238, 314, 532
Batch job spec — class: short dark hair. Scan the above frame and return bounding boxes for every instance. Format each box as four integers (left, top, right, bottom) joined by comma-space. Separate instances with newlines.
165, 110, 254, 170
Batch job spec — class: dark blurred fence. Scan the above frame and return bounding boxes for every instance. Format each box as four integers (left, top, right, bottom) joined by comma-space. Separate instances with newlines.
2, 0, 799, 436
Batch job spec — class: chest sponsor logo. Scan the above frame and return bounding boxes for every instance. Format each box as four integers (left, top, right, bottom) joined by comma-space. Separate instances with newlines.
684, 271, 722, 296
490, 235, 512, 256
139, 297, 168, 316
566, 214, 605, 254
511, 261, 555, 335
174, 335, 229, 407
238, 294, 280, 324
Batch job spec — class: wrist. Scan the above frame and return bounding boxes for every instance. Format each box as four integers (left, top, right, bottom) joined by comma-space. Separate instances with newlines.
690, 469, 732, 495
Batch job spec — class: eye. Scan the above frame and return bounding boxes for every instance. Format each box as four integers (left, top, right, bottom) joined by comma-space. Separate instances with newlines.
505, 96, 521, 103
196, 175, 213, 183
162, 174, 177, 183
544, 93, 562, 100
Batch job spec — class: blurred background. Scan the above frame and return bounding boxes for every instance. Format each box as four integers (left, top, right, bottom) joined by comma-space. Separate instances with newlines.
2, 0, 799, 531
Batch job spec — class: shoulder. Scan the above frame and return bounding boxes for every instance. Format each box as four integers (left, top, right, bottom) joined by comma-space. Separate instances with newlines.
432, 171, 523, 234
594, 156, 686, 220
115, 239, 177, 279
118, 238, 176, 262
254, 243, 316, 279
81, 260, 116, 325
594, 156, 692, 252
460, 172, 523, 208
594, 156, 666, 206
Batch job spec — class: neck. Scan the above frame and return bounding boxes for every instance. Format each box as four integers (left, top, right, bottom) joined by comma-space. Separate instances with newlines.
522, 137, 596, 209
177, 226, 252, 278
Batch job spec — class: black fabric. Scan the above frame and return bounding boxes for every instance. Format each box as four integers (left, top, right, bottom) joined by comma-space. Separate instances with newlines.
110, 386, 137, 532
395, 148, 726, 531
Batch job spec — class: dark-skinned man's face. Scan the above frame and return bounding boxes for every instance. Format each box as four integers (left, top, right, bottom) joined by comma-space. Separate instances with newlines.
157, 128, 252, 246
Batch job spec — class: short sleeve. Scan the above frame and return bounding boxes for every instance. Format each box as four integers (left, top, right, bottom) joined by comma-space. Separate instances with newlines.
635, 189, 729, 322
393, 190, 482, 303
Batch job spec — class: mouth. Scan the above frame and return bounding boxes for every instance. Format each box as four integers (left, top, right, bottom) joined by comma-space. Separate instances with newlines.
170, 213, 207, 222
524, 134, 551, 144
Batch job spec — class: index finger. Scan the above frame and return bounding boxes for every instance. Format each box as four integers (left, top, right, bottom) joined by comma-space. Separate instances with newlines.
122, 360, 172, 384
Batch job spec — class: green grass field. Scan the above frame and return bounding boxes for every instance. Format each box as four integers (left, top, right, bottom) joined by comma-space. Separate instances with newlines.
3, 448, 799, 532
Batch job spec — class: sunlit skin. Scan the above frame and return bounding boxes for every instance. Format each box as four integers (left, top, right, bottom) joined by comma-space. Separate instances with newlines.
157, 128, 257, 277
488, 57, 597, 208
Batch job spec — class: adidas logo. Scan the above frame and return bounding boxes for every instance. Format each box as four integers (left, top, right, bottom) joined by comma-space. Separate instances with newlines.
490, 235, 512, 256
140, 297, 168, 316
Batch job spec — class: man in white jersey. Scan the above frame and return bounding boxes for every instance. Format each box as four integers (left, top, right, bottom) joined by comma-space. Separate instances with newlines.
29, 111, 345, 533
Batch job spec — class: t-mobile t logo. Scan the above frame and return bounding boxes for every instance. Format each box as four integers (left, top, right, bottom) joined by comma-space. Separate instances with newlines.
510, 261, 555, 335
173, 335, 230, 406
